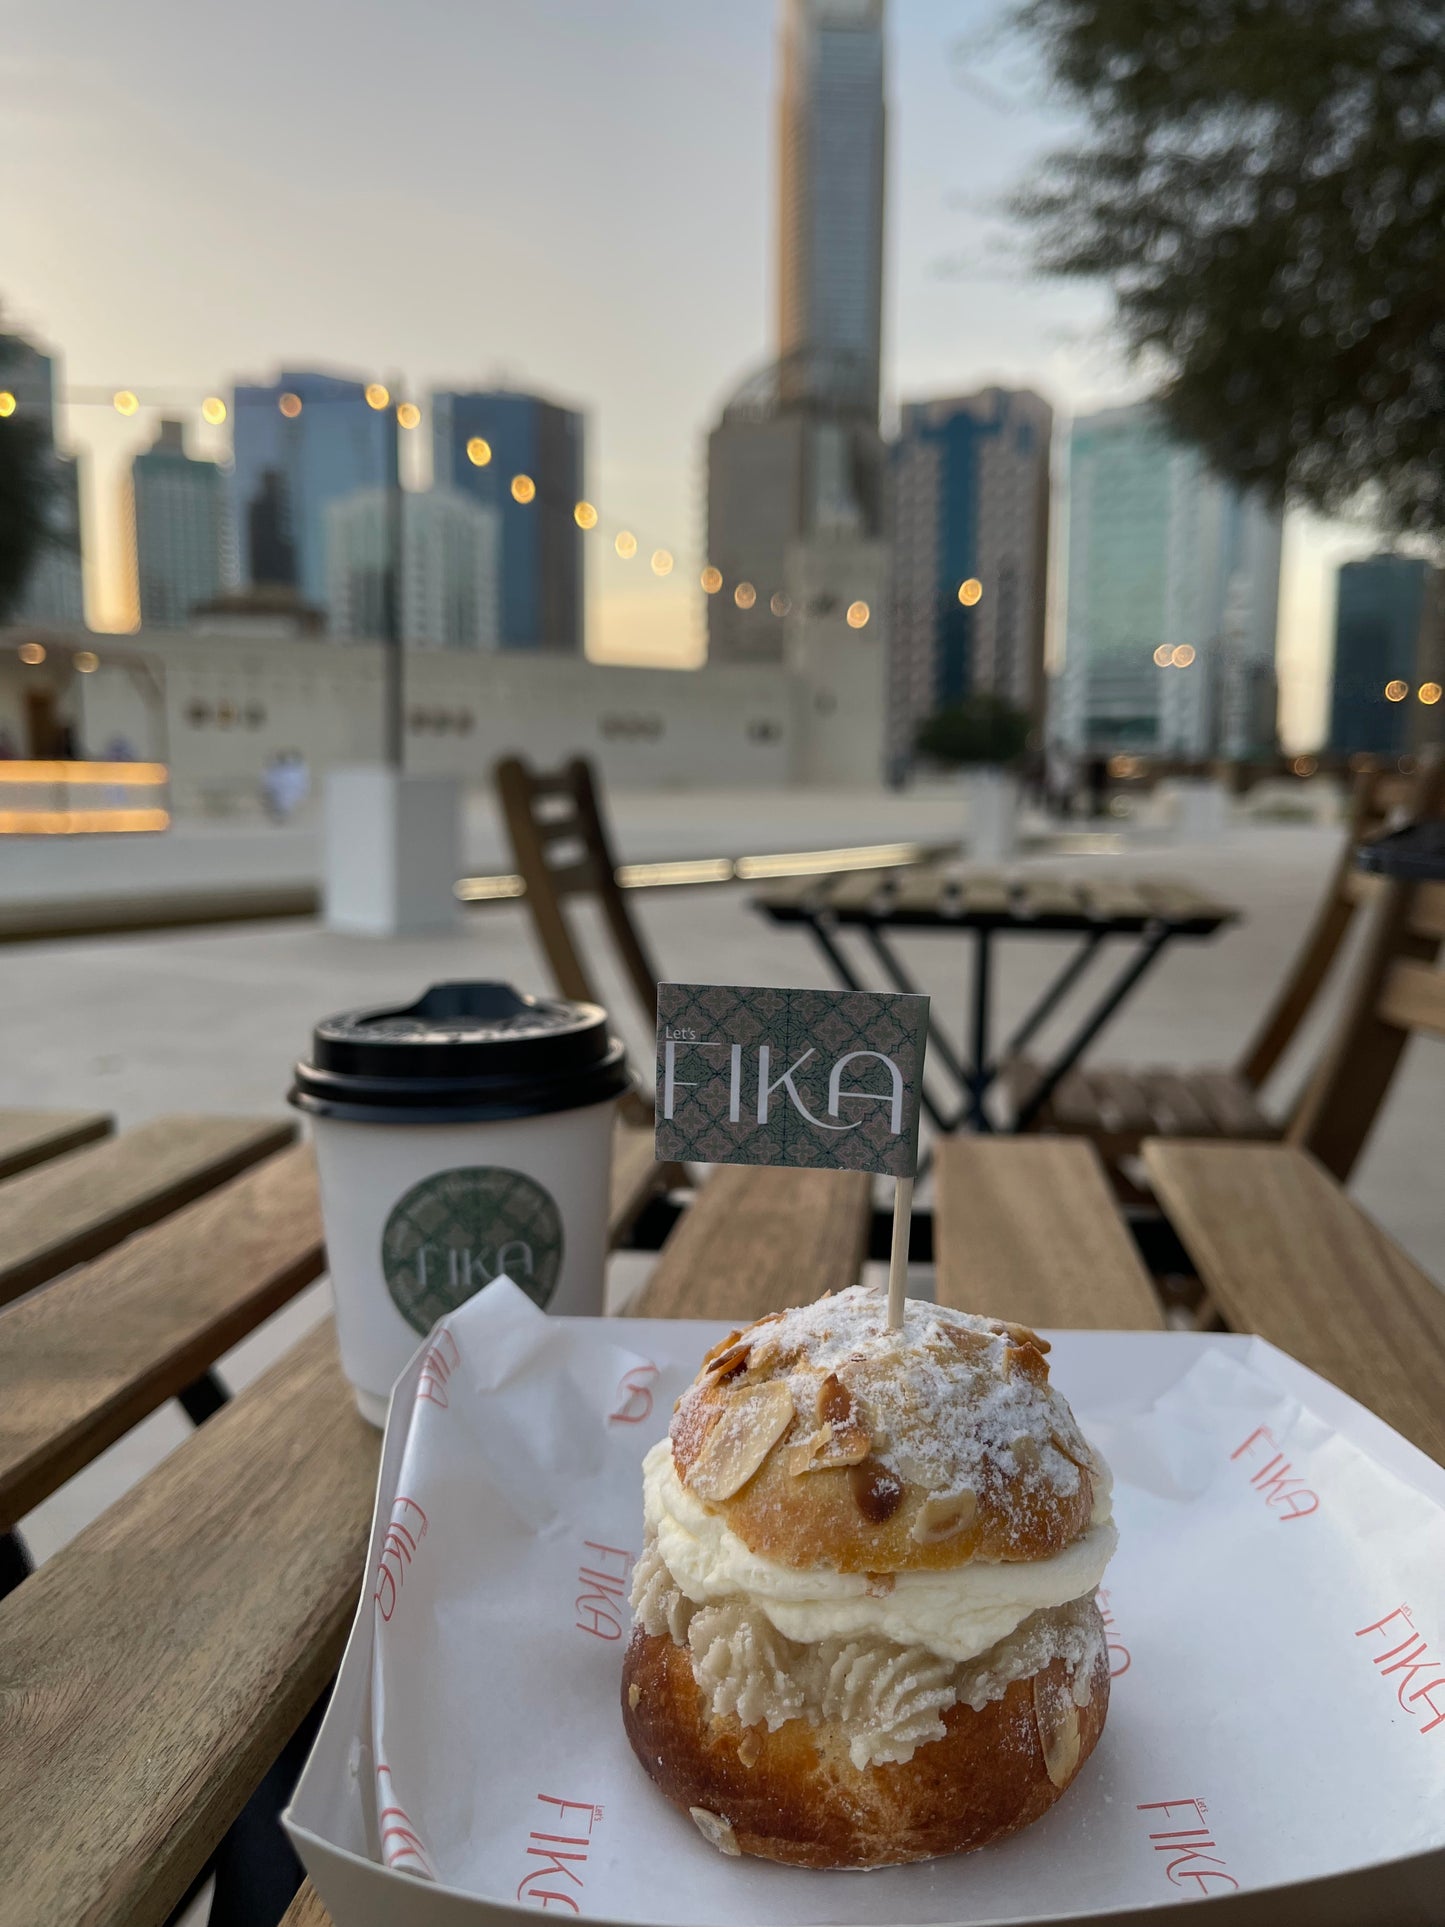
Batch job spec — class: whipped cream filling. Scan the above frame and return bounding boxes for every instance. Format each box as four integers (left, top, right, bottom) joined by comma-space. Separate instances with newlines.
632, 1534, 1105, 1768
642, 1438, 1116, 1666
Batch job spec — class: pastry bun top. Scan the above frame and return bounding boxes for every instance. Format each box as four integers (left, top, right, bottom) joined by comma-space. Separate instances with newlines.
668, 1287, 1103, 1573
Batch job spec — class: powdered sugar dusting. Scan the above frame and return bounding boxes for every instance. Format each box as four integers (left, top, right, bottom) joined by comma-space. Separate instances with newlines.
675, 1286, 1096, 1530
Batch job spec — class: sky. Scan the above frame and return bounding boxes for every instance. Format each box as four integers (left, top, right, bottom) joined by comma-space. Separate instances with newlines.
2, 0, 1386, 746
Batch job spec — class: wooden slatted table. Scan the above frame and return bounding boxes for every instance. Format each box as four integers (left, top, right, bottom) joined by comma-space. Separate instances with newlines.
754, 866, 1238, 1134
0, 1116, 1439, 1927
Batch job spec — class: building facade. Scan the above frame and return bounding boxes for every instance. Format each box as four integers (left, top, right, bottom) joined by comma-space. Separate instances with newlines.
1057, 404, 1282, 757
229, 370, 398, 613
431, 391, 583, 652
888, 387, 1052, 773
1328, 555, 1445, 756
778, 0, 885, 421
0, 336, 87, 628
326, 488, 501, 651
126, 419, 224, 628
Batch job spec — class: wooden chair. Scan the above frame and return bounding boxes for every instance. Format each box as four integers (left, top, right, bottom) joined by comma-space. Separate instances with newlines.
495, 754, 666, 1133
1008, 758, 1445, 1180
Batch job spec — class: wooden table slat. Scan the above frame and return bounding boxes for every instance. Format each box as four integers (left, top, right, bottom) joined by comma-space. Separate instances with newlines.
934, 1139, 1164, 1330
0, 1144, 326, 1531
0, 1113, 296, 1308
626, 1164, 872, 1321
1143, 1140, 1445, 1465
280, 1886, 333, 1927
0, 1322, 379, 1927
0, 1107, 113, 1181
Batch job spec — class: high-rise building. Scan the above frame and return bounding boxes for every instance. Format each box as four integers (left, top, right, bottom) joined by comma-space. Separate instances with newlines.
431, 391, 583, 652
1328, 555, 1445, 757
126, 419, 224, 628
778, 0, 885, 421
0, 335, 86, 628
1056, 404, 1282, 756
326, 488, 501, 651
229, 371, 398, 613
888, 387, 1052, 773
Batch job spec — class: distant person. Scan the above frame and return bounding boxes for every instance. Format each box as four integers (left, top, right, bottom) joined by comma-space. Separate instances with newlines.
55, 722, 78, 760
0, 728, 15, 760
1085, 753, 1110, 820
1046, 740, 1075, 819
104, 733, 137, 761
263, 750, 311, 822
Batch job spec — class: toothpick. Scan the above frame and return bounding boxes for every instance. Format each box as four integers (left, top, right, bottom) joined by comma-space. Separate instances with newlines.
887, 1175, 913, 1331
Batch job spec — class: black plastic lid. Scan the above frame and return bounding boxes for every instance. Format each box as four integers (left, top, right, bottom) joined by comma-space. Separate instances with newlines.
289, 982, 632, 1123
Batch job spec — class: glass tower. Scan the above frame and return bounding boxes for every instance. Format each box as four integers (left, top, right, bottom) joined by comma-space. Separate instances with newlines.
229, 371, 398, 613
430, 391, 583, 653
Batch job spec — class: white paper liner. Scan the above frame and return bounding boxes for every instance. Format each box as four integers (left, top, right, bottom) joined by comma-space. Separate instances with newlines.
290, 1280, 1445, 1925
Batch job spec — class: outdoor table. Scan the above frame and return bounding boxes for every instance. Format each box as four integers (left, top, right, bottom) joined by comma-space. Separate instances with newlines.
1, 1111, 1443, 1926
1356, 819, 1445, 882
753, 868, 1238, 1132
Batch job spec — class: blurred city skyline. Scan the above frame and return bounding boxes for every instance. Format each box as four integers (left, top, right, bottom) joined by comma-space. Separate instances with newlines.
2, 0, 1388, 745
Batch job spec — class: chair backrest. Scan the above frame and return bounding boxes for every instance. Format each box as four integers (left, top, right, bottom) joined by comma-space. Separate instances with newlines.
1236, 760, 1444, 1088
1285, 757, 1445, 1180
494, 754, 661, 1031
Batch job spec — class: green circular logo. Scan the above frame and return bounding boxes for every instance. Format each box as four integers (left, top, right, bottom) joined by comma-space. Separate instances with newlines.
380, 1165, 565, 1332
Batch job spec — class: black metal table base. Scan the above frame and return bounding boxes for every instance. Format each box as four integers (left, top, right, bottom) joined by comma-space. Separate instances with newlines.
801, 914, 1178, 1134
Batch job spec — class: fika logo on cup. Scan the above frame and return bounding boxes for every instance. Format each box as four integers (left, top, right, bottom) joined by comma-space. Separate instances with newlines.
380, 1166, 565, 1331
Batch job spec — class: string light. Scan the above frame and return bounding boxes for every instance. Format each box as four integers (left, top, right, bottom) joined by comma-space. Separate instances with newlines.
74, 650, 100, 673
0, 392, 15, 417
511, 474, 537, 504
113, 391, 139, 417
958, 578, 982, 606
365, 383, 391, 411
1171, 644, 1196, 667
700, 566, 723, 594
846, 600, 871, 629
734, 581, 756, 609
574, 500, 598, 530
770, 592, 791, 617
279, 393, 302, 419
1152, 644, 1173, 667
615, 531, 637, 558
466, 437, 492, 467
1385, 680, 1408, 702
201, 396, 227, 425
1420, 682, 1442, 706
396, 402, 421, 430
18, 643, 46, 665
651, 549, 673, 576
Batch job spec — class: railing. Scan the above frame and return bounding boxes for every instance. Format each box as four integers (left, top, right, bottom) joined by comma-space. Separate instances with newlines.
0, 761, 171, 834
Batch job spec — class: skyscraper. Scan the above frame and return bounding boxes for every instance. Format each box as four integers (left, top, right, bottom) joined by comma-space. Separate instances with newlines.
888, 387, 1052, 772
778, 0, 886, 420
326, 489, 501, 651
431, 391, 583, 652
1056, 404, 1282, 756
1328, 555, 1444, 756
229, 370, 398, 613
126, 419, 223, 628
0, 335, 86, 628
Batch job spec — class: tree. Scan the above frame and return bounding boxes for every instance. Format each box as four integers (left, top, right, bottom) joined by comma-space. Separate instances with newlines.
0, 327, 53, 621
916, 694, 1032, 768
1011, 0, 1445, 541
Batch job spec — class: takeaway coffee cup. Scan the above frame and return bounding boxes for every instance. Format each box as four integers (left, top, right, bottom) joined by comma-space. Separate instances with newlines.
290, 981, 632, 1424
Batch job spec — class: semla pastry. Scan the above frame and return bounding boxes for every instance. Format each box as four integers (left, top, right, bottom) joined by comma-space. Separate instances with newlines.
621, 1286, 1115, 1868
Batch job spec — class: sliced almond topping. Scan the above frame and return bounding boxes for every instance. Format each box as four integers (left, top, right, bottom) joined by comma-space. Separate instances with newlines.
685, 1379, 795, 1501
818, 1371, 853, 1426
707, 1341, 752, 1383
1033, 1669, 1083, 1788
910, 1488, 978, 1544
987, 1318, 1050, 1353
1011, 1433, 1043, 1472
736, 1727, 761, 1768
700, 1329, 744, 1369
627, 1681, 641, 1711
786, 1424, 832, 1475
690, 1807, 742, 1856
851, 1457, 905, 1523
